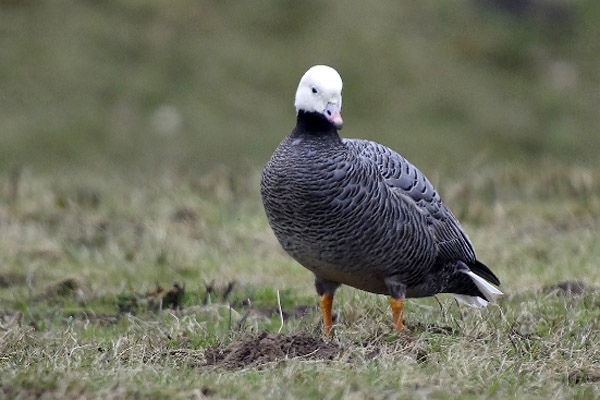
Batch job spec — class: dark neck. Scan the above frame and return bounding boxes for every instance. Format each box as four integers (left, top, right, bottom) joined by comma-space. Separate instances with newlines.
292, 110, 339, 138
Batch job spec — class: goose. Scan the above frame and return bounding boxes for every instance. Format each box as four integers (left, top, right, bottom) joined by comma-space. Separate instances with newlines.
260, 65, 502, 335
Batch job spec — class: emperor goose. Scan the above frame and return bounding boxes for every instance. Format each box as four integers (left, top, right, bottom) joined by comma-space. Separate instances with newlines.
260, 65, 502, 335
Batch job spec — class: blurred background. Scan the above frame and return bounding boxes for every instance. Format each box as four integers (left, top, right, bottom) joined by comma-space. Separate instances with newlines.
1, 0, 598, 178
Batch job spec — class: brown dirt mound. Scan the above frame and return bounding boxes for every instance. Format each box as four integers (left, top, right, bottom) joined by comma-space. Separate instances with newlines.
204, 331, 340, 369
545, 281, 590, 295
0, 272, 26, 288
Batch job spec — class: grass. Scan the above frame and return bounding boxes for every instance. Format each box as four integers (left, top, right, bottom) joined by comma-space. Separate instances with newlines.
2, 1, 600, 174
1, 163, 600, 399
2, 0, 600, 398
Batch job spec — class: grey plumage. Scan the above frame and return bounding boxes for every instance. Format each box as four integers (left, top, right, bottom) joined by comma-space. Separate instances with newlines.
260, 66, 501, 330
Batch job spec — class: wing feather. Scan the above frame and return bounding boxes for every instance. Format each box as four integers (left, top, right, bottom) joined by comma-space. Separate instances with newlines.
343, 138, 477, 263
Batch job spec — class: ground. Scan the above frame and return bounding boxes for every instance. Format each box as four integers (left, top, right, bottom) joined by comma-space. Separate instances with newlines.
0, 168, 599, 398
2, 0, 600, 398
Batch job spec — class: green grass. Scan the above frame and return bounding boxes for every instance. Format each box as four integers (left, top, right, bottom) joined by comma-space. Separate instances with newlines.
1, 163, 600, 399
2, 0, 600, 398
2, 1, 600, 175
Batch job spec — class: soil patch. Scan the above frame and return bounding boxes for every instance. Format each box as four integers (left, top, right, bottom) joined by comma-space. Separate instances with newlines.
0, 272, 25, 288
545, 281, 591, 295
568, 369, 600, 385
117, 283, 185, 313
204, 331, 340, 369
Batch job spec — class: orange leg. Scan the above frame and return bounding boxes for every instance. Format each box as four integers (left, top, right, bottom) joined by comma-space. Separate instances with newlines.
389, 297, 404, 331
319, 294, 334, 336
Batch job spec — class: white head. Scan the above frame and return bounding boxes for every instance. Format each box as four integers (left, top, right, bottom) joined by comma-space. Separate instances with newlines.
294, 65, 343, 129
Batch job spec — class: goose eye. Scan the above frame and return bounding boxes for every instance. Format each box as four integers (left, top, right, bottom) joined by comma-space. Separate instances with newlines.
311, 87, 318, 94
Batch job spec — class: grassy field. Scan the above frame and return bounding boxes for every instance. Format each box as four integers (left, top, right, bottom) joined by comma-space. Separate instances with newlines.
2, 0, 600, 174
2, 1, 600, 399
1, 163, 599, 399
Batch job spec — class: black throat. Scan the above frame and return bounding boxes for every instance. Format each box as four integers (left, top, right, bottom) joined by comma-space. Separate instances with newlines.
293, 111, 339, 138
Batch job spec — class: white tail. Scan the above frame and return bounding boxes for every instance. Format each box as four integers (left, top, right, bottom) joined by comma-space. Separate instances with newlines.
451, 270, 503, 308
